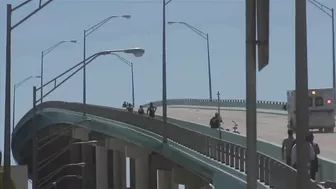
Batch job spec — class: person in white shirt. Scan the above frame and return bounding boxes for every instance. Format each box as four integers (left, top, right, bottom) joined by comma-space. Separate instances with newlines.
291, 135, 315, 169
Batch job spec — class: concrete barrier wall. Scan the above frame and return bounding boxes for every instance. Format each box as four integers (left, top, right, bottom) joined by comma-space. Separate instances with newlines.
141, 98, 336, 182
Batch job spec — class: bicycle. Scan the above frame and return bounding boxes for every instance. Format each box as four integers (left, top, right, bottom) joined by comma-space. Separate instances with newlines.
232, 120, 240, 134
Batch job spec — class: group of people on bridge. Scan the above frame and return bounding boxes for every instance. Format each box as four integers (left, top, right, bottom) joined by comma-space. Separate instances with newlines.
122, 101, 157, 118
282, 129, 320, 180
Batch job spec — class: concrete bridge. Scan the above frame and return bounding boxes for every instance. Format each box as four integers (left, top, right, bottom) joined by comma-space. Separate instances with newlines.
11, 99, 336, 189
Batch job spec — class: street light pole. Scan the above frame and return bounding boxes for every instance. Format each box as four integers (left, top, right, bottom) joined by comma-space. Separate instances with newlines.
307, 0, 336, 104
245, 0, 258, 188
82, 15, 131, 108
296, 0, 310, 188
30, 48, 144, 189
206, 34, 213, 101
111, 54, 136, 106
332, 8, 335, 103
131, 63, 135, 106
4, 7, 12, 189
4, 1, 55, 189
167, 21, 213, 100
12, 76, 40, 130
40, 40, 77, 103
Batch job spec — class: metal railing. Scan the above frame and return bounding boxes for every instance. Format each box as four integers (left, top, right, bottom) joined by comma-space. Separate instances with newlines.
141, 98, 287, 111
23, 101, 323, 189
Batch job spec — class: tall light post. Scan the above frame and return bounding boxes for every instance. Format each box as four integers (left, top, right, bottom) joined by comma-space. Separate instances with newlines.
162, 0, 173, 144
111, 54, 135, 106
307, 0, 335, 104
4, 1, 55, 189
12, 76, 41, 130
40, 40, 77, 103
31, 47, 144, 189
83, 15, 131, 107
168, 21, 213, 100
296, 0, 310, 188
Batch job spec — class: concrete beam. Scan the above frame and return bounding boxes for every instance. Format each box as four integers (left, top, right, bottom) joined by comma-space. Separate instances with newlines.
172, 167, 206, 187
150, 153, 176, 170
107, 138, 127, 152
72, 128, 89, 141
89, 131, 107, 146
125, 144, 150, 159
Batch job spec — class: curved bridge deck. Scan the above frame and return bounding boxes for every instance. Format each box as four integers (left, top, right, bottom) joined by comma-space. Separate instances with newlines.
12, 101, 324, 189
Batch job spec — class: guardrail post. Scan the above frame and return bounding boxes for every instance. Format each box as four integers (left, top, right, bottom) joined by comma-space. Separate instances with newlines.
225, 143, 230, 166
259, 154, 265, 182
239, 148, 245, 172
219, 142, 225, 163
234, 147, 239, 169
205, 137, 210, 157
229, 144, 234, 167
264, 157, 270, 185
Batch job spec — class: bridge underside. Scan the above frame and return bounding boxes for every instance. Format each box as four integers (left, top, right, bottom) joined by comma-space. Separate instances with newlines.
16, 124, 211, 189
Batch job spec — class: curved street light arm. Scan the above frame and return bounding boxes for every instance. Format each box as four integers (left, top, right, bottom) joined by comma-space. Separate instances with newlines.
35, 48, 144, 104
112, 54, 133, 67
85, 14, 131, 37
11, 0, 55, 30
37, 140, 96, 171
14, 76, 39, 88
38, 163, 85, 187
36, 52, 99, 92
36, 54, 102, 104
308, 0, 332, 17
12, 0, 32, 12
85, 16, 116, 37
37, 164, 68, 187
181, 22, 207, 39
43, 41, 65, 56
37, 145, 72, 170
165, 0, 173, 6
43, 175, 82, 189
38, 119, 91, 150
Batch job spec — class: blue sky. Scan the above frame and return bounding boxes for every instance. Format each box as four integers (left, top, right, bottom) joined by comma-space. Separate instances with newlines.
1, 0, 336, 186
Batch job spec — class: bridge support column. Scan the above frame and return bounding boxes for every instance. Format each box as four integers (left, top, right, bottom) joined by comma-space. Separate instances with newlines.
107, 150, 114, 189
130, 158, 136, 189
69, 138, 82, 189
113, 151, 127, 189
96, 145, 108, 189
72, 128, 94, 189
135, 154, 149, 189
158, 170, 178, 189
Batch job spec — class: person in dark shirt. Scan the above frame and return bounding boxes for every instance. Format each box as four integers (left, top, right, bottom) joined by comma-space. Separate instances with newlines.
126, 103, 133, 112
122, 101, 127, 108
210, 113, 222, 129
138, 105, 145, 115
147, 102, 157, 118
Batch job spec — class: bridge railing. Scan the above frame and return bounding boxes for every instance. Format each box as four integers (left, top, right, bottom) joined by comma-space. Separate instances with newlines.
33, 101, 322, 189
140, 98, 336, 182
141, 98, 287, 111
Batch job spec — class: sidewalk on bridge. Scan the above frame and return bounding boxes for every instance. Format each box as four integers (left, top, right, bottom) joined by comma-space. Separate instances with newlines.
167, 105, 287, 115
